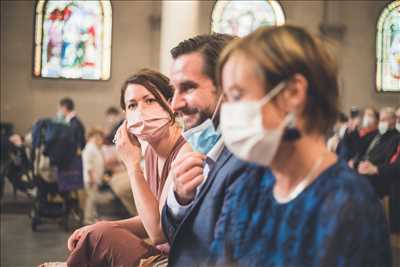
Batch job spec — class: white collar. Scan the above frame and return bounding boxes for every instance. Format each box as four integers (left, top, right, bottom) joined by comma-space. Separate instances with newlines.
206, 137, 225, 162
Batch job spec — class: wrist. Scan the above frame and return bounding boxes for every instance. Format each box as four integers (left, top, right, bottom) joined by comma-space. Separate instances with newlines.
174, 191, 193, 206
127, 163, 142, 176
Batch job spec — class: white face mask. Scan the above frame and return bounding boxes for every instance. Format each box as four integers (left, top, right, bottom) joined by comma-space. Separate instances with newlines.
220, 81, 296, 167
378, 121, 389, 135
362, 115, 374, 128
338, 125, 347, 139
396, 121, 400, 132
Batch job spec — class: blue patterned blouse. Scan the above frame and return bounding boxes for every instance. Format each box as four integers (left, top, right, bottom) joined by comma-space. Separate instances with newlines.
210, 160, 391, 267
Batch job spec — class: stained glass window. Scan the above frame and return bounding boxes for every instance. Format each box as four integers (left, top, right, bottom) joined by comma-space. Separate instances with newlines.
34, 0, 112, 80
211, 0, 285, 37
376, 0, 400, 92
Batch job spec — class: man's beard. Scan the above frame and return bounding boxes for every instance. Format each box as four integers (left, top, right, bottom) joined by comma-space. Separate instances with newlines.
177, 106, 213, 130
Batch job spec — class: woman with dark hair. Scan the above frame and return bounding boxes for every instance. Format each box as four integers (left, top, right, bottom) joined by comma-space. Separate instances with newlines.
210, 25, 391, 266
41, 69, 191, 267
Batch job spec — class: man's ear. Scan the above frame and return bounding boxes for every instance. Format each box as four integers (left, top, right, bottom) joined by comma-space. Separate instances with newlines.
280, 74, 308, 113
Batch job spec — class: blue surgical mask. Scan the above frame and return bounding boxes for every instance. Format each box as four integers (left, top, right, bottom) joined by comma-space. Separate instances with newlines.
182, 96, 223, 154
182, 119, 221, 154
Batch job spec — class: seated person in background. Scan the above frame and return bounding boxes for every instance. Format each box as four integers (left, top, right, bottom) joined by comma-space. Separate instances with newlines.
326, 112, 348, 154
82, 128, 111, 224
104, 106, 124, 145
357, 107, 400, 236
209, 25, 391, 267
102, 114, 137, 216
338, 107, 361, 161
41, 69, 192, 267
357, 107, 400, 198
348, 107, 379, 169
384, 143, 400, 235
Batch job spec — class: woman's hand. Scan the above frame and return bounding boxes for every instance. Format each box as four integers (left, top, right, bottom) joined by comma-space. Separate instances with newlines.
358, 161, 378, 175
67, 221, 116, 251
115, 121, 142, 171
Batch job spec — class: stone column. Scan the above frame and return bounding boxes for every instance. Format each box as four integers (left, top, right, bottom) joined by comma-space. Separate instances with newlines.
159, 1, 200, 75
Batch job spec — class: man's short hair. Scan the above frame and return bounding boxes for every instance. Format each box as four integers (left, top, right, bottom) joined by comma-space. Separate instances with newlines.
106, 106, 120, 116
59, 97, 74, 111
170, 33, 235, 86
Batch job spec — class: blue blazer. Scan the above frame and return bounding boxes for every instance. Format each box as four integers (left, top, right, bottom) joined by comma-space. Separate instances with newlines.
162, 147, 266, 267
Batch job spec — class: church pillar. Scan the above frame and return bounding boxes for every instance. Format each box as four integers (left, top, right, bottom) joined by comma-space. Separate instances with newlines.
159, 1, 200, 75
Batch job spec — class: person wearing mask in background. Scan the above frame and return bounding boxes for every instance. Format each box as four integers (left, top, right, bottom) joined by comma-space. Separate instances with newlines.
82, 128, 109, 225
357, 107, 400, 240
101, 106, 136, 216
104, 106, 124, 145
348, 107, 379, 169
357, 107, 400, 198
161, 34, 265, 267
337, 107, 361, 161
209, 25, 391, 267
104, 154, 137, 217
326, 112, 348, 154
58, 97, 86, 151
40, 69, 192, 267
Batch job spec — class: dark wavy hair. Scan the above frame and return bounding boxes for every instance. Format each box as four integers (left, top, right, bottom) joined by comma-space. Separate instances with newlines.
120, 68, 175, 121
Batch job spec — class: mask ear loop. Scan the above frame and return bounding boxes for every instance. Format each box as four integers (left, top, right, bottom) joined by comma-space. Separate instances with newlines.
259, 81, 288, 106
260, 80, 301, 141
211, 93, 224, 122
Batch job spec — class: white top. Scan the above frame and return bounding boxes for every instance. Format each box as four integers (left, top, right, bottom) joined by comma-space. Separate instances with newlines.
82, 142, 105, 186
166, 137, 225, 220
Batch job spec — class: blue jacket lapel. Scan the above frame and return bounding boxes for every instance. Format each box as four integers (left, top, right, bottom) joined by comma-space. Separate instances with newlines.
170, 147, 233, 245
190, 147, 232, 209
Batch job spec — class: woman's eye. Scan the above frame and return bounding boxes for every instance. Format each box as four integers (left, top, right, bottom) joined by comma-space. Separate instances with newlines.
230, 91, 242, 101
145, 98, 156, 104
127, 103, 136, 110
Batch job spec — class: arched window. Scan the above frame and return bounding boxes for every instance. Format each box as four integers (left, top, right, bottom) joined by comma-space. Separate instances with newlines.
211, 0, 285, 37
376, 0, 400, 92
33, 0, 112, 80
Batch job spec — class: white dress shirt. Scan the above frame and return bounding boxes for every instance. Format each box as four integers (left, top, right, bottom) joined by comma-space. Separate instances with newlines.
166, 137, 225, 220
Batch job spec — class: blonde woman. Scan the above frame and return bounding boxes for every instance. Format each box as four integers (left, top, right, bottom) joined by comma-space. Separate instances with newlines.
210, 25, 391, 267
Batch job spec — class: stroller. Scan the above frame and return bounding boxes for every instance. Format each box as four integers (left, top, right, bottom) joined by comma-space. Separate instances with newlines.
30, 118, 84, 232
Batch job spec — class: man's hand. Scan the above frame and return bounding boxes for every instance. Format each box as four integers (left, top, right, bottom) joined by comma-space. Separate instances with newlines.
171, 152, 206, 205
358, 161, 378, 175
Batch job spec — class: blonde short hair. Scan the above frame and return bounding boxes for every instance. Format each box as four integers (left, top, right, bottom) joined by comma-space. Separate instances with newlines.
217, 25, 339, 134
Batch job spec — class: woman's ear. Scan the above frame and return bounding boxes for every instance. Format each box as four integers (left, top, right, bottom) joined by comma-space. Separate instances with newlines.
281, 74, 308, 113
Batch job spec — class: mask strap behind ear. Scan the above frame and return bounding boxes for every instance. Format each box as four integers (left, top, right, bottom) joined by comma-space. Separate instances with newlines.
211, 94, 224, 122
260, 81, 287, 105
